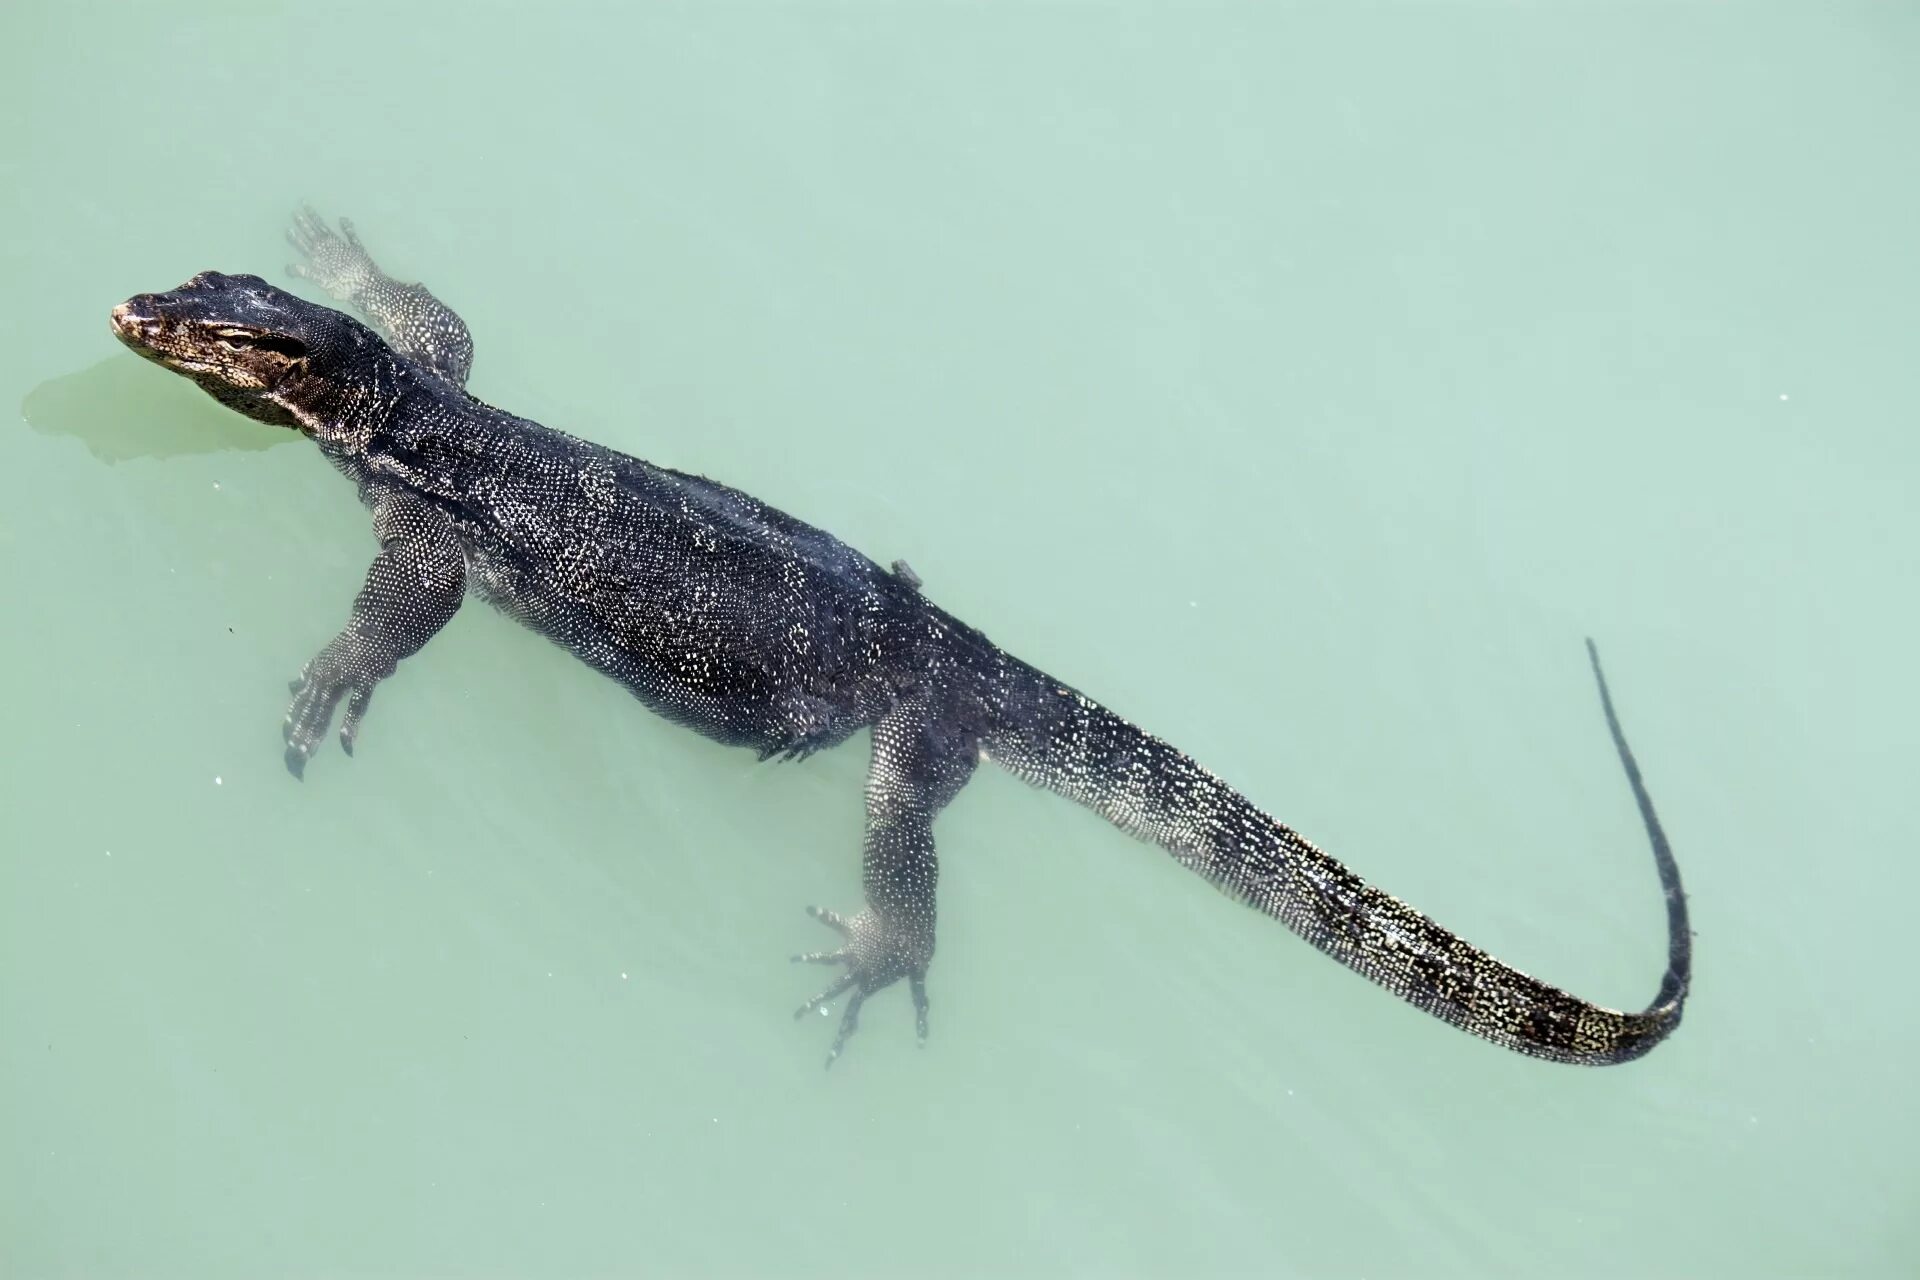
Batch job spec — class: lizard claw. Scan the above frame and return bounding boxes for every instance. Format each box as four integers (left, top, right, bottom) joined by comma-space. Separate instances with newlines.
283, 648, 379, 777
910, 972, 930, 1045
805, 905, 852, 937
794, 972, 854, 1019
825, 991, 867, 1068
339, 686, 375, 756
790, 905, 932, 1066
285, 206, 376, 303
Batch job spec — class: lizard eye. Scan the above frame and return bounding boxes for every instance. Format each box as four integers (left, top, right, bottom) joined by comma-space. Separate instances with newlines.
212, 329, 309, 360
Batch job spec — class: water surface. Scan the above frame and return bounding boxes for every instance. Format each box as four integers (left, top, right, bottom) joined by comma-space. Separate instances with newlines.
2, 4, 1914, 1276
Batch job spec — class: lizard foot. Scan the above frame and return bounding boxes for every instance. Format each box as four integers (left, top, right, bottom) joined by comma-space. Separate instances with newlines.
282, 650, 380, 779
791, 905, 932, 1068
286, 206, 377, 303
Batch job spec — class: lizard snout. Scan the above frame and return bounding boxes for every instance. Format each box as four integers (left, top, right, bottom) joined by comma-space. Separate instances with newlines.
110, 298, 156, 336
109, 297, 169, 352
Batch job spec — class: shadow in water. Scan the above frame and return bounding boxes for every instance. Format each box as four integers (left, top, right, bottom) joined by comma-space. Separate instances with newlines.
21, 355, 294, 463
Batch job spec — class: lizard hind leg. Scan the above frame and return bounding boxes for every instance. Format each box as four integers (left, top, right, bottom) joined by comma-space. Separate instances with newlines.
790, 701, 979, 1067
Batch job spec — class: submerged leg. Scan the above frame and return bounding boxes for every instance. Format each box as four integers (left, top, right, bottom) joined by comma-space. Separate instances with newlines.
793, 701, 978, 1066
284, 491, 465, 778
286, 207, 476, 387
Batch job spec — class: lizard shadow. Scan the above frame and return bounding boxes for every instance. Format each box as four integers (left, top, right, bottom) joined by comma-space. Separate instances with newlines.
21, 355, 294, 463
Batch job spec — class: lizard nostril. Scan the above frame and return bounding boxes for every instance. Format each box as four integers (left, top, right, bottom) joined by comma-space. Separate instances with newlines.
110, 300, 155, 336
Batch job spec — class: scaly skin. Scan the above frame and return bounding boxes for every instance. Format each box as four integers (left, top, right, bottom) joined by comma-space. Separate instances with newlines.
107, 213, 1692, 1067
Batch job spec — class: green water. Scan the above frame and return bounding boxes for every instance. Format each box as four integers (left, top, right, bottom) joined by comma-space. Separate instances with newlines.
3, 4, 1915, 1276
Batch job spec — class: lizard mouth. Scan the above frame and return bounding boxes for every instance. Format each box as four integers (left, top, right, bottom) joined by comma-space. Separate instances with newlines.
109, 300, 157, 342
110, 298, 187, 366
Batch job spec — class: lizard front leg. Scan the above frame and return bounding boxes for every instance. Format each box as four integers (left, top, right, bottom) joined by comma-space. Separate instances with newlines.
793, 702, 979, 1065
286, 207, 476, 388
283, 490, 465, 778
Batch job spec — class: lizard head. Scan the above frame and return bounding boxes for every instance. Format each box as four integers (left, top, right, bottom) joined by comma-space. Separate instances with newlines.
111, 272, 373, 432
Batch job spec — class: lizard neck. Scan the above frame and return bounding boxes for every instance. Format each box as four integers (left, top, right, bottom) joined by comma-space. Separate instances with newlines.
298, 346, 409, 456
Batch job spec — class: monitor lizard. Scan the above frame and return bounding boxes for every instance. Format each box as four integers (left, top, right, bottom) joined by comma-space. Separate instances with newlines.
108, 210, 1691, 1067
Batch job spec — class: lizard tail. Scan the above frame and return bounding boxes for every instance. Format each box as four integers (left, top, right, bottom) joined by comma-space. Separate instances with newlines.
981, 639, 1690, 1065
